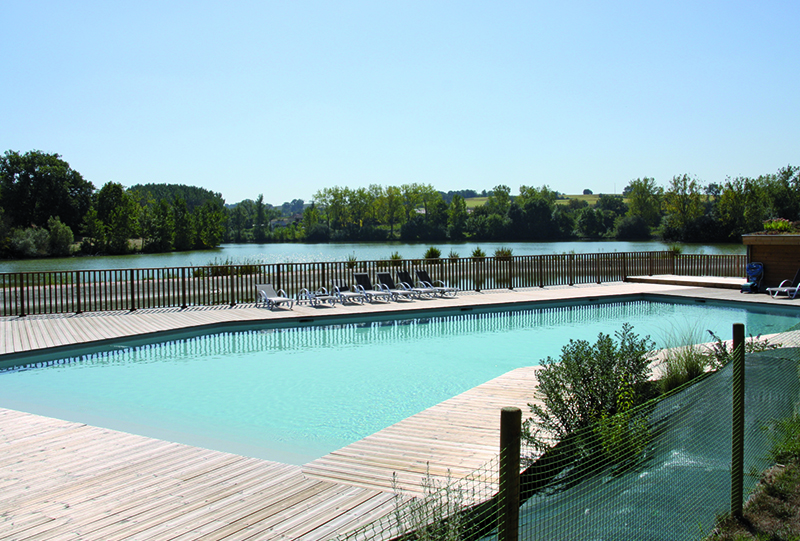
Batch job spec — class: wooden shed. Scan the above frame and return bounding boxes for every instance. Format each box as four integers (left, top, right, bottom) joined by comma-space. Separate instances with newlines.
742, 234, 800, 289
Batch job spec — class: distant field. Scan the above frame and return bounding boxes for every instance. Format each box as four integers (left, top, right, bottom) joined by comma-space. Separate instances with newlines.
464, 194, 626, 208
464, 197, 488, 208
554, 194, 601, 206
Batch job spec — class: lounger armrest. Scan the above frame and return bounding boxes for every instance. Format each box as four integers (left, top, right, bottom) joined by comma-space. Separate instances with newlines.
777, 279, 793, 288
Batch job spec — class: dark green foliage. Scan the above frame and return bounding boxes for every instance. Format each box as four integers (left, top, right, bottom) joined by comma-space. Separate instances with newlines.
9, 226, 49, 257
471, 247, 486, 259
142, 199, 175, 253
768, 414, 800, 464
304, 223, 330, 243
614, 215, 651, 239
0, 150, 94, 232
494, 247, 513, 260
424, 246, 441, 259
524, 324, 655, 450
46, 217, 74, 256
129, 183, 223, 213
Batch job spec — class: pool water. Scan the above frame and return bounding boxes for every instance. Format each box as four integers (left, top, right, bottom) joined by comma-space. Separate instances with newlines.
0, 299, 796, 465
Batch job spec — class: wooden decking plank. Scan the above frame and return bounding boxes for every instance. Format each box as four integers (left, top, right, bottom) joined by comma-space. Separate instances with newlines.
101, 476, 333, 541
41, 461, 293, 541
245, 485, 384, 541
2, 438, 203, 510
76, 463, 309, 541
297, 491, 400, 541
180, 481, 360, 541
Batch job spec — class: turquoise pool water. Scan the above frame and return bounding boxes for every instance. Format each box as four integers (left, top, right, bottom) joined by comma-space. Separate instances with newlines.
0, 299, 797, 465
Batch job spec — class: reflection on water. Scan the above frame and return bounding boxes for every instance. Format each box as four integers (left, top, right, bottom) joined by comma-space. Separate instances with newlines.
0, 240, 744, 273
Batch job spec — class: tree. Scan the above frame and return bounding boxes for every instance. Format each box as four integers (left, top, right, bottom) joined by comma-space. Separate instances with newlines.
229, 204, 248, 243
625, 177, 662, 228
46, 216, 74, 256
80, 208, 107, 253
766, 165, 800, 221
254, 195, 268, 243
614, 215, 651, 239
0, 150, 94, 232
96, 182, 139, 254
281, 198, 305, 216
194, 200, 226, 249
662, 174, 704, 241
128, 183, 222, 213
576, 208, 605, 238
715, 176, 770, 239
173, 197, 195, 251
484, 184, 512, 217
142, 199, 175, 252
447, 194, 468, 240
400, 183, 423, 223
380, 186, 404, 237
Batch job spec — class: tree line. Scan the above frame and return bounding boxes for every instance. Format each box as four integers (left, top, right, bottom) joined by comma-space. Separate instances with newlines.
1, 149, 798, 259
0, 150, 227, 257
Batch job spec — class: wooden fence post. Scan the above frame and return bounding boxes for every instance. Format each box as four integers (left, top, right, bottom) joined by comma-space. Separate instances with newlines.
498, 407, 521, 541
731, 323, 745, 519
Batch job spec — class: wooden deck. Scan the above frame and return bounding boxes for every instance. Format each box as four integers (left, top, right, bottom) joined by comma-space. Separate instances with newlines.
1, 280, 796, 540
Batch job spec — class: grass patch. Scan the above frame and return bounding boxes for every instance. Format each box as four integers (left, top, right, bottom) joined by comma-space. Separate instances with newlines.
708, 462, 800, 540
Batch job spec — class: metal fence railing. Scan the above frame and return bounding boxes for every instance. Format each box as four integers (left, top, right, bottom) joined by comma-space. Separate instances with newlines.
0, 251, 746, 317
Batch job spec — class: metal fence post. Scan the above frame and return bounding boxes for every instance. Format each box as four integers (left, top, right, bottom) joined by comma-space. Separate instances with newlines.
731, 322, 745, 519
75, 271, 82, 314
181, 268, 188, 309
129, 269, 136, 311
18, 273, 27, 317
499, 407, 521, 541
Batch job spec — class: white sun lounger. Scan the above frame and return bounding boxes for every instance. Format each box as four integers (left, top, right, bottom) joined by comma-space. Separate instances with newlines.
256, 284, 294, 310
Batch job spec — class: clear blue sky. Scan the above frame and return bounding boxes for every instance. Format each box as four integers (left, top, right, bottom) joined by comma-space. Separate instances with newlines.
3, 1, 798, 206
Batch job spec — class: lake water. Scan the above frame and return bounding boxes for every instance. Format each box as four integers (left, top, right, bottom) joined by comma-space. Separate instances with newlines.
0, 240, 744, 273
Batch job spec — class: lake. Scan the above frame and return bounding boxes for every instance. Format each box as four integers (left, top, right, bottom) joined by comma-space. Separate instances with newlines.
0, 240, 744, 273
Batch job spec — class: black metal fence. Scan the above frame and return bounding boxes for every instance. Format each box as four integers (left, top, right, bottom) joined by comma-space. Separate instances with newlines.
0, 251, 746, 317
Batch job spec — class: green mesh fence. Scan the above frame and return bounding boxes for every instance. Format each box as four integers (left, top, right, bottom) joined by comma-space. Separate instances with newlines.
514, 344, 800, 540
334, 328, 800, 541
333, 459, 502, 541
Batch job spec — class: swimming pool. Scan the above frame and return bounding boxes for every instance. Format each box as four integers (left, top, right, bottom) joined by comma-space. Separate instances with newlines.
0, 298, 797, 465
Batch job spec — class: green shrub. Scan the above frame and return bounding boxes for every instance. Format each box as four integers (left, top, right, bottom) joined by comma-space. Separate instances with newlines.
447, 250, 459, 259
763, 218, 793, 232
9, 227, 49, 257
657, 326, 709, 394
424, 246, 441, 259
705, 330, 780, 370
471, 247, 486, 259
346, 252, 357, 269
768, 414, 800, 463
524, 323, 655, 451
494, 247, 513, 260
47, 217, 74, 256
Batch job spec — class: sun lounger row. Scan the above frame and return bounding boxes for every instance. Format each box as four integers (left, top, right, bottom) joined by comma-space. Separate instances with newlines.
255, 270, 458, 310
